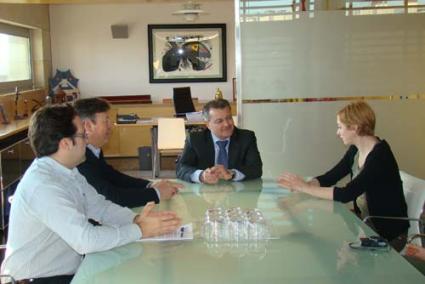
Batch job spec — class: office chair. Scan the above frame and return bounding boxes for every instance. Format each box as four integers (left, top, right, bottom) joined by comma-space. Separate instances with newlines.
363, 171, 425, 247
173, 87, 195, 117
154, 118, 186, 177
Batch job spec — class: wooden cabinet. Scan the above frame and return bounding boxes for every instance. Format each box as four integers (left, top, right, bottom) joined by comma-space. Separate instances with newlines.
118, 125, 151, 157
1, 143, 21, 187
0, 132, 35, 230
0, 135, 35, 189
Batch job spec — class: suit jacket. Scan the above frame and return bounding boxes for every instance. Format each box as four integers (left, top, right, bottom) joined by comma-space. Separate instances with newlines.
77, 148, 159, 207
176, 127, 262, 182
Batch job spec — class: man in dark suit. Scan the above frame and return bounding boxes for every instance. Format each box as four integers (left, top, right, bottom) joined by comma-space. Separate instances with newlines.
176, 99, 262, 184
75, 98, 183, 208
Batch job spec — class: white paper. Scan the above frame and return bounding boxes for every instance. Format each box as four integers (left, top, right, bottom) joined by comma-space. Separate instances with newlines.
137, 223, 193, 242
185, 111, 203, 121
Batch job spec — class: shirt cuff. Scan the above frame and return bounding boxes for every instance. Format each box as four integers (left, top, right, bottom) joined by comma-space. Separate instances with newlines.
190, 170, 203, 183
231, 169, 245, 181
122, 223, 143, 240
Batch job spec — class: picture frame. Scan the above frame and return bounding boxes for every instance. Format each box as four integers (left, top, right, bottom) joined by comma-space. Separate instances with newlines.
148, 24, 227, 83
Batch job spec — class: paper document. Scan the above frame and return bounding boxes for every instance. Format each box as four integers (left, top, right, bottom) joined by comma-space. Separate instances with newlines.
137, 223, 193, 242
185, 111, 203, 121
136, 118, 153, 124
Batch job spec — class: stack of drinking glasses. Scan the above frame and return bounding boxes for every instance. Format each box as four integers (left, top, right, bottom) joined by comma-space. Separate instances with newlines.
201, 207, 270, 242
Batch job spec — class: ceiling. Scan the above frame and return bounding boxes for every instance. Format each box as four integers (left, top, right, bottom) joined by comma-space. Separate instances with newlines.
0, 0, 231, 3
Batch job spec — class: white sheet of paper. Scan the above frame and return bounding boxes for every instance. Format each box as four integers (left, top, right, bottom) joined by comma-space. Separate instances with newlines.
137, 223, 193, 242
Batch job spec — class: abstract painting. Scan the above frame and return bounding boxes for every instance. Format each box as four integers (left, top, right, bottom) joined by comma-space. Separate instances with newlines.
148, 24, 227, 83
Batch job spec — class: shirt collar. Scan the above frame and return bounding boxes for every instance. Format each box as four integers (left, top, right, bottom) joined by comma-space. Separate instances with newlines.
40, 156, 77, 176
87, 144, 101, 158
210, 132, 230, 144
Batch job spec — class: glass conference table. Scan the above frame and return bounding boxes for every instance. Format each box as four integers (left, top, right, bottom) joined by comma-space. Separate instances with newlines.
72, 179, 424, 284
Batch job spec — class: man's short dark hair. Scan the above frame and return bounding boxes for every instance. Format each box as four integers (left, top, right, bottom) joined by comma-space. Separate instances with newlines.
29, 104, 77, 158
202, 99, 231, 121
74, 98, 110, 121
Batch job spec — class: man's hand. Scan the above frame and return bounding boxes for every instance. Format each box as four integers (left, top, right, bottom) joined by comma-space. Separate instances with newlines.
200, 168, 219, 184
152, 180, 184, 200
134, 202, 181, 238
210, 165, 233, 181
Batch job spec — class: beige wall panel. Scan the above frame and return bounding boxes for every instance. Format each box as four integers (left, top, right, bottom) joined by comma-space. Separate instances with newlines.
0, 4, 50, 30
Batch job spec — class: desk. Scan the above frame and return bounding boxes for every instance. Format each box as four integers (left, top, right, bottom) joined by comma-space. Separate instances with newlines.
72, 179, 424, 284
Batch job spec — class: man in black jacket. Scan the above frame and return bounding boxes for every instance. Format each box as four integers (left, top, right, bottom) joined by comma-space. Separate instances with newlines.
176, 99, 262, 184
75, 98, 182, 207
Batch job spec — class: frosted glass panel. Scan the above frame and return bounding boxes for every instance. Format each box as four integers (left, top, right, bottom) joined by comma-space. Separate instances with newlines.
237, 5, 425, 179
240, 11, 425, 100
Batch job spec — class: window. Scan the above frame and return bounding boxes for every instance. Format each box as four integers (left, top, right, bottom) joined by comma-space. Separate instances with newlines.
240, 0, 316, 22
0, 22, 32, 94
345, 0, 425, 16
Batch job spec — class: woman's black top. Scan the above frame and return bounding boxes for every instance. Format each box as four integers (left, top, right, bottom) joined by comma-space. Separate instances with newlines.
316, 139, 409, 241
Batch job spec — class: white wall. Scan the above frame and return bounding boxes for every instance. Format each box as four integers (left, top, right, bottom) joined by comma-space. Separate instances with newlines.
49, 2, 235, 102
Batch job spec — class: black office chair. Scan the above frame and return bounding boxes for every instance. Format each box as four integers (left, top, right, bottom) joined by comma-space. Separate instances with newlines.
173, 87, 195, 117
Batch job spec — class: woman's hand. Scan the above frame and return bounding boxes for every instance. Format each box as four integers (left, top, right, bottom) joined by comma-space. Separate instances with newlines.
278, 173, 334, 200
277, 172, 310, 192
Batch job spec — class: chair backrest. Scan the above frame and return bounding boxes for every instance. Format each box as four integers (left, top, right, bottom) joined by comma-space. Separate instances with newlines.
157, 118, 186, 151
173, 87, 195, 117
400, 170, 425, 245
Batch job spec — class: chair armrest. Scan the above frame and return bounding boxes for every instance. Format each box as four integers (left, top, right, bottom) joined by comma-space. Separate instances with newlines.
408, 233, 425, 244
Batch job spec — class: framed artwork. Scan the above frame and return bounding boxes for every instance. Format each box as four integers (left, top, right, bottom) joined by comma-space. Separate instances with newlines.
148, 24, 227, 83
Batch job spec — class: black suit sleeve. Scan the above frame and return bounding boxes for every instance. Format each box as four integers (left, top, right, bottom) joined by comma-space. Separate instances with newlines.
81, 169, 159, 207
316, 146, 356, 187
100, 157, 151, 189
176, 136, 199, 182
78, 150, 159, 207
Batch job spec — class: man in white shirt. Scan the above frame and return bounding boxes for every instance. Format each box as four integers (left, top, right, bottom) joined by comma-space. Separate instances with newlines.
1, 104, 181, 284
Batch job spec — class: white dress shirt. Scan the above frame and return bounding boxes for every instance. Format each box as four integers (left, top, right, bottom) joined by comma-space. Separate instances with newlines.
190, 132, 245, 183
1, 157, 141, 280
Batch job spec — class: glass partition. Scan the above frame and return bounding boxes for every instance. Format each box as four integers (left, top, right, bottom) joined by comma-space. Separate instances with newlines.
236, 0, 425, 179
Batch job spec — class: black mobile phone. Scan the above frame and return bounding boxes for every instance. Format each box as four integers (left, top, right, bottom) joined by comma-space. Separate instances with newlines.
360, 236, 388, 248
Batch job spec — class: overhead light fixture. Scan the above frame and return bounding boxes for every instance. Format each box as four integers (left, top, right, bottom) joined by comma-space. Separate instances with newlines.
172, 1, 207, 22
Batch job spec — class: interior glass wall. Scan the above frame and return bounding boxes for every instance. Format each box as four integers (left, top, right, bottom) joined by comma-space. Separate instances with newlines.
236, 0, 425, 179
